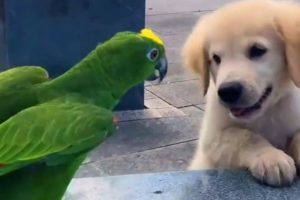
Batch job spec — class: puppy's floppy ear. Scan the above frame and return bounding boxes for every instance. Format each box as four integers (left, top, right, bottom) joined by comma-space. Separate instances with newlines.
182, 16, 210, 95
273, 3, 300, 87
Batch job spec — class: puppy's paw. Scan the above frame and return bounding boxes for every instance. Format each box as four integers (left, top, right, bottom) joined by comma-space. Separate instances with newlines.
249, 149, 296, 186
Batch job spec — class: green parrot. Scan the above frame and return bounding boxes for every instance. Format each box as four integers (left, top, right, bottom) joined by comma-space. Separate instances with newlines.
0, 28, 167, 200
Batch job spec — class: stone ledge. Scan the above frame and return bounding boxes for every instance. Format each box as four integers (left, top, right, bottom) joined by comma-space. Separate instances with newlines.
65, 170, 300, 200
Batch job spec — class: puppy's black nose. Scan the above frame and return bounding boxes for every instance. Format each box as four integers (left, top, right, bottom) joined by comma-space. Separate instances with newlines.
218, 82, 243, 104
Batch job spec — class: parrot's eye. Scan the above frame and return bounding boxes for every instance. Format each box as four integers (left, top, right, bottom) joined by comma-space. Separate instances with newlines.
147, 48, 159, 62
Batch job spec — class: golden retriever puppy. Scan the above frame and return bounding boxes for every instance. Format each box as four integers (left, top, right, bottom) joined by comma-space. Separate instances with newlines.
182, 0, 300, 186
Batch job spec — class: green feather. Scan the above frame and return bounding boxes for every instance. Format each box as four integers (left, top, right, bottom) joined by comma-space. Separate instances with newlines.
0, 102, 113, 174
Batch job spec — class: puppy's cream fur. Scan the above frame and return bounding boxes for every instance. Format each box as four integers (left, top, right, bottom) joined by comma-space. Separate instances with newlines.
182, 0, 300, 186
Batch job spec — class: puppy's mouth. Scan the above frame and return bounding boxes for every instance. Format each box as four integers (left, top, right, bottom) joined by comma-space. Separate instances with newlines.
230, 86, 272, 118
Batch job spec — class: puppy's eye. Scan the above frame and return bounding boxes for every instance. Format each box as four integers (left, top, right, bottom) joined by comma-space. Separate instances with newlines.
212, 54, 221, 65
248, 44, 267, 60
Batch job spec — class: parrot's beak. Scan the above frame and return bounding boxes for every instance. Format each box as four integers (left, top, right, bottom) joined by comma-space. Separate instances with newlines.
147, 56, 168, 82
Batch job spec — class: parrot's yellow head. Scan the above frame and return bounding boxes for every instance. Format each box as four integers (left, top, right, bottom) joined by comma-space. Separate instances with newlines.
139, 28, 164, 46
104, 28, 168, 86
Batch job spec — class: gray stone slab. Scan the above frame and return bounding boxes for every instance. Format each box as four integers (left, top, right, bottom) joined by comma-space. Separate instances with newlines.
146, 0, 233, 15
113, 107, 185, 122
87, 116, 200, 161
146, 80, 204, 107
91, 140, 197, 176
148, 63, 197, 85
146, 86, 191, 108
65, 170, 300, 200
155, 107, 186, 118
160, 35, 194, 64
114, 109, 162, 122
75, 163, 102, 178
146, 12, 205, 36
144, 90, 156, 99
160, 34, 190, 49
180, 106, 204, 118
162, 63, 197, 83
145, 98, 172, 109
165, 48, 183, 64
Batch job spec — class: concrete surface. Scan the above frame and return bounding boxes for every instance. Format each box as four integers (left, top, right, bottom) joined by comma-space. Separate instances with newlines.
66, 170, 300, 200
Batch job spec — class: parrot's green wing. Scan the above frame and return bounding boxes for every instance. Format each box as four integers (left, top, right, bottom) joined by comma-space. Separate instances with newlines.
0, 66, 49, 123
0, 101, 114, 175
0, 66, 49, 91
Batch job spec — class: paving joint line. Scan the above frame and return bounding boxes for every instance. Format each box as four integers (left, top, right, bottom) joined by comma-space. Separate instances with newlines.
145, 78, 198, 87
136, 138, 198, 153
